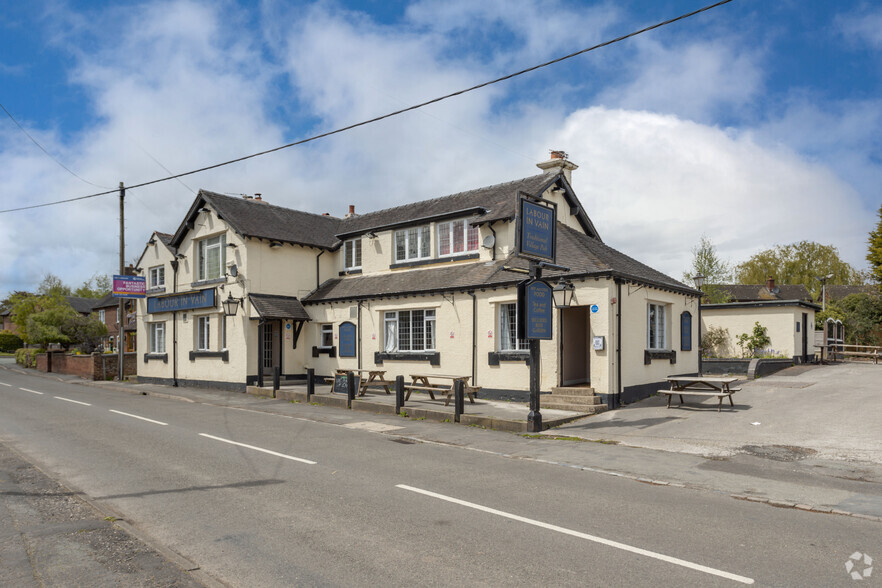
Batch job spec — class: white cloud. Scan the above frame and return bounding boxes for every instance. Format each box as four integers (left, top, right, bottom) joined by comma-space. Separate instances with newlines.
837, 6, 882, 50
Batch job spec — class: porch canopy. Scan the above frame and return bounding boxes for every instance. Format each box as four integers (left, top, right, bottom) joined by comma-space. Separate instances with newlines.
248, 293, 311, 348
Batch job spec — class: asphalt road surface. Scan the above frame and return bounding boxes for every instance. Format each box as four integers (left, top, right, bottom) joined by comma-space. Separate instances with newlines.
0, 369, 878, 587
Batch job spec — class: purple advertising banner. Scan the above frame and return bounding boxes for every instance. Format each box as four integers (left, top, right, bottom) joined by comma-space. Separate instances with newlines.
112, 275, 146, 298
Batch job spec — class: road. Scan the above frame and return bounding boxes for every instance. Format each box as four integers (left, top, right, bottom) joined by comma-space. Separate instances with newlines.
0, 368, 878, 586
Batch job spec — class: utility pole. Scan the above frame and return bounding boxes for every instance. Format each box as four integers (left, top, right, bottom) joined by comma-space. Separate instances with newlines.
118, 182, 125, 382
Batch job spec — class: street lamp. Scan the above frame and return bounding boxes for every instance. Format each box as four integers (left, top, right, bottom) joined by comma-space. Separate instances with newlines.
551, 278, 575, 309
692, 273, 705, 375
222, 293, 243, 317
814, 273, 833, 312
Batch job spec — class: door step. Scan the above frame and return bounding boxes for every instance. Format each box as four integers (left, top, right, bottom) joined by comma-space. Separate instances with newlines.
550, 386, 595, 396
540, 401, 608, 414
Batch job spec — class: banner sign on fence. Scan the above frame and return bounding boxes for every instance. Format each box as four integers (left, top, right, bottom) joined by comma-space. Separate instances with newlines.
112, 275, 146, 298
147, 289, 216, 313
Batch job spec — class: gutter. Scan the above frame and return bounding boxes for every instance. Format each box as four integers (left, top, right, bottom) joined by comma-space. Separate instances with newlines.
468, 291, 477, 386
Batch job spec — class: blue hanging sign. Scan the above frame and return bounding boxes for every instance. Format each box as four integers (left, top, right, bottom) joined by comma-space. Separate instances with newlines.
516, 194, 557, 263
339, 321, 357, 358
147, 289, 216, 313
523, 280, 553, 340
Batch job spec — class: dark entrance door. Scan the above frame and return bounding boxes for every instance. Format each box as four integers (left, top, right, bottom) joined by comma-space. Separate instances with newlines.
262, 321, 281, 376
561, 306, 590, 386
802, 313, 808, 363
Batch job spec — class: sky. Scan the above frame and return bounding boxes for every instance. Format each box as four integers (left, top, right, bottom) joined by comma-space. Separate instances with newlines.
1, 0, 880, 299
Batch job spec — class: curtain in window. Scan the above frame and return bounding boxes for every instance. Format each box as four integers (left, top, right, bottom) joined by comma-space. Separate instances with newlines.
384, 313, 397, 352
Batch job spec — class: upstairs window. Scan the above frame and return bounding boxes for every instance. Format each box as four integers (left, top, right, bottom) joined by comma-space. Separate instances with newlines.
98, 309, 105, 323
648, 303, 667, 350
197, 234, 226, 281
438, 219, 479, 257
394, 226, 430, 263
344, 238, 362, 270
149, 266, 165, 288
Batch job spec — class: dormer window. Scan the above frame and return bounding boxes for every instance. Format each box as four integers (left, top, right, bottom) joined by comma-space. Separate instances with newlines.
438, 219, 479, 257
394, 226, 430, 263
343, 238, 362, 270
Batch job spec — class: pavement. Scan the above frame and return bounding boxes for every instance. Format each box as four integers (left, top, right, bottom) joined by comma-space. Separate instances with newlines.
2, 356, 881, 584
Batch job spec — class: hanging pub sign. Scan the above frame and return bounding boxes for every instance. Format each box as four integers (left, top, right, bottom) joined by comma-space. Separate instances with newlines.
515, 192, 557, 264
517, 279, 553, 340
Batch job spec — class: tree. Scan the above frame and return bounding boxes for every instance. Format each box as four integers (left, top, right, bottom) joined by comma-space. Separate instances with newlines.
61, 314, 108, 353
26, 305, 79, 349
8, 291, 70, 344
735, 241, 865, 298
74, 274, 111, 299
868, 205, 882, 285
683, 235, 733, 304
37, 273, 72, 297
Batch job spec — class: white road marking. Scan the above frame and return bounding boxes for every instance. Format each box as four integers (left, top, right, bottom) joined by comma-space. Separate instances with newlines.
198, 433, 316, 465
109, 409, 168, 426
396, 484, 755, 585
343, 421, 404, 433
0, 382, 12, 386
20, 388, 44, 395
54, 396, 91, 406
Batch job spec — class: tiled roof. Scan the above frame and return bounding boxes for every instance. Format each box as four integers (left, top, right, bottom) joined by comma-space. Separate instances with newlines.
67, 296, 100, 314
155, 232, 174, 247
305, 223, 691, 303
249, 293, 311, 321
823, 285, 879, 301
716, 284, 812, 302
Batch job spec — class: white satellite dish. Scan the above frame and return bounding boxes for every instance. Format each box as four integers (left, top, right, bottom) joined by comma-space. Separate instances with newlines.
482, 235, 495, 249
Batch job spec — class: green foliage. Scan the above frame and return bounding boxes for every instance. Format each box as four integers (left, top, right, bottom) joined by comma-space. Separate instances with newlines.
736, 322, 772, 358
0, 330, 24, 353
8, 291, 72, 344
868, 205, 882, 285
61, 315, 108, 353
735, 241, 865, 298
827, 293, 882, 346
701, 326, 730, 358
74, 274, 111, 299
15, 348, 44, 368
37, 273, 72, 297
26, 305, 79, 349
683, 235, 733, 304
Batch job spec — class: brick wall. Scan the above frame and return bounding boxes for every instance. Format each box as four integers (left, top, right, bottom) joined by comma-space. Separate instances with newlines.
33, 352, 137, 380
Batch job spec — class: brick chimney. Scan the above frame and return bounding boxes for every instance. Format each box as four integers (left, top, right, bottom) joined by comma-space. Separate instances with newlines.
344, 204, 357, 219
766, 277, 775, 291
536, 149, 578, 184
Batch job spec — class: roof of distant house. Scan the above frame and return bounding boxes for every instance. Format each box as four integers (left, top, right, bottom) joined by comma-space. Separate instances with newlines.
715, 283, 812, 302
822, 285, 879, 301
66, 296, 100, 314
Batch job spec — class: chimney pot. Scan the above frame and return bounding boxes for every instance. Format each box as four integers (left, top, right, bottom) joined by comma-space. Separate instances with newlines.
349, 204, 355, 214
766, 277, 775, 291
536, 149, 578, 184
255, 193, 262, 201
550, 150, 567, 160
322, 213, 330, 216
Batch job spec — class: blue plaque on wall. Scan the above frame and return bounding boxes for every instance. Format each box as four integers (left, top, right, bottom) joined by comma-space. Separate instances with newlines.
516, 195, 556, 263
524, 281, 552, 340
339, 321, 357, 357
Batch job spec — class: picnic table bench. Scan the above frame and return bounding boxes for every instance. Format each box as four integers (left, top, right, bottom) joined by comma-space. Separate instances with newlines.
832, 349, 880, 364
328, 369, 393, 396
404, 374, 481, 406
659, 376, 741, 412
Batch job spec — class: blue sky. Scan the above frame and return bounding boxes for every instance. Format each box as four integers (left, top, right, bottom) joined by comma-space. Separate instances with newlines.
1, 0, 880, 297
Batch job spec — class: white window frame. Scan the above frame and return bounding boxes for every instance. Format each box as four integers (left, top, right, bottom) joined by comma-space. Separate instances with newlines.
383, 310, 435, 352
647, 303, 667, 350
149, 265, 165, 288
149, 322, 166, 353
320, 324, 334, 348
197, 234, 226, 281
98, 309, 105, 323
498, 303, 528, 351
344, 238, 362, 270
437, 219, 479, 257
394, 226, 431, 263
197, 316, 211, 351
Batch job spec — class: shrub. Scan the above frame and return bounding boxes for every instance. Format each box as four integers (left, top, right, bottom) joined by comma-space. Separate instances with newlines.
736, 322, 772, 358
0, 330, 23, 353
15, 347, 45, 368
701, 326, 730, 358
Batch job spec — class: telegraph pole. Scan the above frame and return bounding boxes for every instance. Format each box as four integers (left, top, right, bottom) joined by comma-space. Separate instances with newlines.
118, 182, 125, 382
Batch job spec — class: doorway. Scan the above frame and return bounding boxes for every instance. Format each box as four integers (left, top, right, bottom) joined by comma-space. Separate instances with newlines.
801, 313, 808, 363
262, 321, 281, 376
561, 306, 590, 386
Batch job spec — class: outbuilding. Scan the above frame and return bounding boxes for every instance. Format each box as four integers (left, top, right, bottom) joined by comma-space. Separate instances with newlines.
135, 155, 700, 407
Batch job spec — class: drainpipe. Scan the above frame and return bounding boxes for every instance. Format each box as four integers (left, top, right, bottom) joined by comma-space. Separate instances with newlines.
468, 291, 477, 386
316, 250, 325, 290
357, 300, 363, 371
170, 259, 179, 387
615, 278, 622, 409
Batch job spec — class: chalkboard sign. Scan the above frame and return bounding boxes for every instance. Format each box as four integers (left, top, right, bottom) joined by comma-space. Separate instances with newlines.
333, 373, 360, 395
339, 321, 357, 357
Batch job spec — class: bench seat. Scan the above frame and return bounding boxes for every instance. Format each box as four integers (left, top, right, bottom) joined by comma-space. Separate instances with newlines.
657, 389, 738, 412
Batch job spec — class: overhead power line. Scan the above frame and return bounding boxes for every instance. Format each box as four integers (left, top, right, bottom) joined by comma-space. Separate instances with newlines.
0, 0, 733, 214
0, 101, 111, 190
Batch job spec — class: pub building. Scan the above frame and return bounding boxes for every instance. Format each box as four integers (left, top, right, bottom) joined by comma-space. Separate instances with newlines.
135, 153, 700, 408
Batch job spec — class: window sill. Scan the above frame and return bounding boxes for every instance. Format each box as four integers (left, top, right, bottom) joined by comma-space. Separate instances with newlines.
312, 346, 337, 358
644, 349, 676, 365
190, 278, 226, 288
390, 253, 478, 270
338, 269, 363, 276
189, 350, 229, 361
488, 351, 531, 366
374, 351, 440, 366
147, 286, 166, 294
143, 353, 168, 363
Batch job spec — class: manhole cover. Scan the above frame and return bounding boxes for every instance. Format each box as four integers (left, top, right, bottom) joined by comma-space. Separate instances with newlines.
739, 445, 817, 461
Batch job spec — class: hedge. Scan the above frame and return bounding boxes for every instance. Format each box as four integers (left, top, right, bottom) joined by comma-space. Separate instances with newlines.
15, 348, 45, 368
0, 330, 23, 353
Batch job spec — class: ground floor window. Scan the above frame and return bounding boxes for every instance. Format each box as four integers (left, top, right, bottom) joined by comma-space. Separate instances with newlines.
648, 303, 667, 350
384, 309, 435, 352
197, 316, 211, 351
320, 324, 334, 348
149, 322, 165, 353
499, 303, 527, 351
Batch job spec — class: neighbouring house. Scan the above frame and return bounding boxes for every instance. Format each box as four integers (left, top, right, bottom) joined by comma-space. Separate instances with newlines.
1, 308, 16, 334
819, 284, 879, 304
702, 278, 819, 362
92, 294, 137, 352
135, 154, 700, 407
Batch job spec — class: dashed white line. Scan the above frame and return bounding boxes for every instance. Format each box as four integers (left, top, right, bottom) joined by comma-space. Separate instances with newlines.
0, 382, 12, 387
54, 396, 91, 406
20, 387, 44, 395
109, 409, 168, 426
198, 433, 316, 465
396, 484, 755, 585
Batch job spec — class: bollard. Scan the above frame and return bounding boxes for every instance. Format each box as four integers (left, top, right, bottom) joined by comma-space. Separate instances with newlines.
306, 367, 314, 400
454, 380, 464, 423
395, 375, 404, 414
273, 366, 281, 397
346, 371, 355, 409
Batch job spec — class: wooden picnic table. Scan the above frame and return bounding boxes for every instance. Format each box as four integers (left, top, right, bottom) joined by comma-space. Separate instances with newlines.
334, 368, 392, 396
406, 374, 479, 406
660, 375, 741, 412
